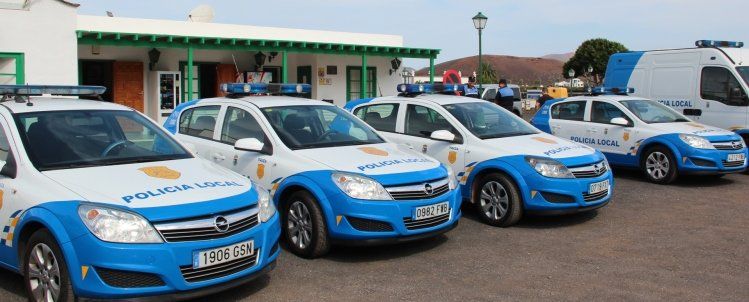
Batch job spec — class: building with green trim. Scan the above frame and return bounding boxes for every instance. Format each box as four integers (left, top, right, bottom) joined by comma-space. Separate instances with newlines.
1, 0, 439, 122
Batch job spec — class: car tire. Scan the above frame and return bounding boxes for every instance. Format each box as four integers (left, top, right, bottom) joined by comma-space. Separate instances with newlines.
282, 190, 330, 258
641, 145, 678, 184
473, 173, 522, 227
23, 229, 75, 302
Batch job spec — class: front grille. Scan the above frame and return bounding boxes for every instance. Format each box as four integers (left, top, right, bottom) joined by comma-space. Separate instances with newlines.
569, 161, 608, 178
96, 267, 165, 288
180, 249, 259, 283
540, 191, 575, 203
347, 216, 394, 232
154, 207, 259, 243
403, 212, 450, 230
722, 159, 745, 168
712, 140, 744, 150
690, 158, 716, 167
386, 178, 450, 200
583, 189, 609, 202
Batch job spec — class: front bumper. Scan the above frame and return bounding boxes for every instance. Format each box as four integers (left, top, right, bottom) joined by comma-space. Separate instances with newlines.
64, 213, 281, 299
678, 147, 748, 174
520, 169, 614, 214
325, 187, 462, 242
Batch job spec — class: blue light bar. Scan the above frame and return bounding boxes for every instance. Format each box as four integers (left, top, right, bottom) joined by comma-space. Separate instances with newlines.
591, 86, 634, 95
695, 40, 744, 48
396, 83, 462, 94
221, 83, 311, 95
0, 85, 106, 96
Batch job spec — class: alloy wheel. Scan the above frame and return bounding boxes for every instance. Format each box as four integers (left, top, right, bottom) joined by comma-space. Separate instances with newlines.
646, 151, 670, 180
287, 201, 312, 249
480, 181, 509, 221
27, 243, 62, 302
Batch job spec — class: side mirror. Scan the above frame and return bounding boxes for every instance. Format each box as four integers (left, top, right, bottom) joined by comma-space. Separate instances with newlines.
234, 138, 265, 153
610, 117, 630, 127
0, 157, 17, 179
430, 130, 456, 142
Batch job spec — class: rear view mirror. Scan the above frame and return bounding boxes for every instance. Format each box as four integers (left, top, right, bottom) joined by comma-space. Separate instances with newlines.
235, 138, 264, 152
610, 117, 630, 126
430, 130, 456, 142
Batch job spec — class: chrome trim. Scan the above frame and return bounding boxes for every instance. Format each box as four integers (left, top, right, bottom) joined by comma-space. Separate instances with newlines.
385, 178, 449, 193
154, 207, 259, 231
569, 161, 608, 178
712, 140, 744, 150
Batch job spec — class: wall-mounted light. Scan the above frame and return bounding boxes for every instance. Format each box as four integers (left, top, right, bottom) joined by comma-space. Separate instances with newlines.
268, 52, 279, 62
91, 45, 101, 55
148, 48, 160, 71
389, 58, 402, 75
254, 52, 267, 69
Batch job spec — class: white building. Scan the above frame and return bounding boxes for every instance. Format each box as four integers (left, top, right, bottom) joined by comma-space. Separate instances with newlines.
0, 0, 440, 123
554, 78, 585, 88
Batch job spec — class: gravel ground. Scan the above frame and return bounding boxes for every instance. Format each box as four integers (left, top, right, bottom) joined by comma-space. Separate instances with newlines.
1, 170, 747, 301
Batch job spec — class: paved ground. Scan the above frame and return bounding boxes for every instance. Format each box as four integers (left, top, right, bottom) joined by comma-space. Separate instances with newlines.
1, 170, 747, 301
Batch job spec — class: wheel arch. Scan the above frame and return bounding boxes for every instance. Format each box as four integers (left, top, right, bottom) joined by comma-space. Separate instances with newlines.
14, 207, 77, 274
464, 160, 529, 205
273, 173, 336, 227
636, 137, 684, 168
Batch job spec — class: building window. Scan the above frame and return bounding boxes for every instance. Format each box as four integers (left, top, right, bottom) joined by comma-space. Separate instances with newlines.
0, 53, 24, 85
346, 66, 376, 102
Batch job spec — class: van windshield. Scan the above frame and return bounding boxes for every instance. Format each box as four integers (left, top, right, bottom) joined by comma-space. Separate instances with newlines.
15, 110, 192, 171
738, 67, 749, 86
261, 105, 384, 150
443, 102, 538, 139
619, 100, 690, 124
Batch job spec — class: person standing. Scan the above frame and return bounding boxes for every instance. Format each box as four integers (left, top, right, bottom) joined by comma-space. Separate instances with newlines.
536, 93, 554, 109
464, 78, 479, 98
494, 79, 515, 111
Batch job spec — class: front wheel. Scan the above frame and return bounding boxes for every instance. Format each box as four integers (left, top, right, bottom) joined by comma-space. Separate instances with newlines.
24, 229, 75, 302
642, 146, 678, 184
473, 173, 522, 227
282, 191, 330, 258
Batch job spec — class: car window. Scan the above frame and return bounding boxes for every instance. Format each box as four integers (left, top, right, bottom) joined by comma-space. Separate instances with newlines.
551, 101, 586, 121
220, 106, 266, 144
483, 88, 497, 100
443, 102, 537, 139
353, 103, 399, 132
179, 106, 220, 139
591, 101, 632, 124
619, 99, 690, 124
405, 104, 461, 139
16, 110, 191, 171
0, 123, 11, 165
701, 67, 749, 106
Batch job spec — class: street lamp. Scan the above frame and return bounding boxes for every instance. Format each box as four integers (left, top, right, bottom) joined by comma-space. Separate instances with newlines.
587, 65, 594, 86
472, 12, 488, 90
568, 69, 575, 89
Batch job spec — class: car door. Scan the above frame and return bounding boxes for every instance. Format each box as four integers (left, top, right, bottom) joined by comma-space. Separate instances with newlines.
353, 102, 401, 142
388, 102, 466, 175
588, 100, 636, 155
698, 66, 749, 129
211, 105, 276, 189
174, 104, 222, 158
548, 100, 589, 141
0, 116, 23, 253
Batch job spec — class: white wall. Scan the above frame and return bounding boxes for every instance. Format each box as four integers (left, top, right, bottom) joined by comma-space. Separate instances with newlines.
0, 0, 78, 85
313, 54, 402, 107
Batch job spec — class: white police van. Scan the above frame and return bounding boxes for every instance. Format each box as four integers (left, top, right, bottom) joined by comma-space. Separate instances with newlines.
346, 84, 613, 227
531, 87, 748, 184
604, 40, 749, 145
164, 83, 461, 258
0, 85, 280, 301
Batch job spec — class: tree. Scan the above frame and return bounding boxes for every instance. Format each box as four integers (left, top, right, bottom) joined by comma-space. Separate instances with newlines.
563, 38, 628, 85
477, 62, 497, 84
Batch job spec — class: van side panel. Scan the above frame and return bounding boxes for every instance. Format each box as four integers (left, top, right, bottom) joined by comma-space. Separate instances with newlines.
603, 52, 645, 88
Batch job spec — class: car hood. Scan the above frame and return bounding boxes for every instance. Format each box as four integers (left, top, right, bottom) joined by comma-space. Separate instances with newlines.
647, 122, 735, 137
42, 158, 252, 209
484, 133, 596, 159
294, 143, 440, 175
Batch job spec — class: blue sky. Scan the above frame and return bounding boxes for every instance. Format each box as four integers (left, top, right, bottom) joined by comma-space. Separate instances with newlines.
75, 0, 749, 68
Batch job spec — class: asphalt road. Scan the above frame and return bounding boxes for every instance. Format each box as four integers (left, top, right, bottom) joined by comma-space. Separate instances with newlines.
0, 169, 747, 301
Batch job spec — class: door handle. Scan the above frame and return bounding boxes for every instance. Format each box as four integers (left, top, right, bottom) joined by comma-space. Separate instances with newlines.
588, 129, 599, 134
213, 153, 226, 161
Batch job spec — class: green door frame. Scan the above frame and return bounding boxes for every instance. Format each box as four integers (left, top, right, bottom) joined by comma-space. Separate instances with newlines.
346, 66, 376, 102
0, 52, 25, 84
179, 60, 219, 102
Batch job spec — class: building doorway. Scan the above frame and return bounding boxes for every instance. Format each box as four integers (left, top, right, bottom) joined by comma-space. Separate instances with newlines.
79, 60, 113, 102
346, 66, 376, 102
297, 65, 312, 98
180, 61, 220, 101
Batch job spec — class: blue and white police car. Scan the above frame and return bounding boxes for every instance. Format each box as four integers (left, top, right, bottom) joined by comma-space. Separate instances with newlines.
0, 86, 280, 301
164, 83, 461, 258
531, 87, 748, 184
347, 84, 613, 227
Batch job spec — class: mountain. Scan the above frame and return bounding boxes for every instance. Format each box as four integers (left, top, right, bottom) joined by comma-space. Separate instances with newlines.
415, 55, 564, 85
542, 52, 574, 62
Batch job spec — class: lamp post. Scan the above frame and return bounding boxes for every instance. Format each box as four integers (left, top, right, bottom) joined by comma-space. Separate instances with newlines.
568, 69, 575, 90
587, 65, 594, 86
472, 12, 487, 90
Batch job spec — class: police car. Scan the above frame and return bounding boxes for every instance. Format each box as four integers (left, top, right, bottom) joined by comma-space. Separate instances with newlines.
0, 85, 280, 301
346, 84, 613, 227
164, 83, 461, 258
531, 87, 748, 184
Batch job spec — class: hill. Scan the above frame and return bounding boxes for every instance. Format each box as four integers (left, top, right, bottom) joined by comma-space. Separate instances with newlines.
415, 55, 564, 85
542, 52, 574, 62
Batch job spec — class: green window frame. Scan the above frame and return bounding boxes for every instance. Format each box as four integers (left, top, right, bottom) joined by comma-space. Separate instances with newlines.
346, 66, 376, 102
0, 52, 25, 84
179, 61, 201, 102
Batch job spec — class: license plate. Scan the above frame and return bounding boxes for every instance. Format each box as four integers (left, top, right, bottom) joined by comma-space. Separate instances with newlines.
589, 179, 609, 195
727, 153, 746, 162
414, 202, 450, 220
193, 240, 254, 269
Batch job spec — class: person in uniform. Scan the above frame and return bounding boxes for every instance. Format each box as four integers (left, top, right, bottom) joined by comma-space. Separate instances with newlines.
464, 77, 479, 98
494, 79, 515, 111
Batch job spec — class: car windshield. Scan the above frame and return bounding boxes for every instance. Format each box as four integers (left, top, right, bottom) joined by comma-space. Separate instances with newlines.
443, 101, 538, 139
261, 105, 384, 150
15, 110, 191, 171
619, 99, 690, 124
738, 67, 749, 86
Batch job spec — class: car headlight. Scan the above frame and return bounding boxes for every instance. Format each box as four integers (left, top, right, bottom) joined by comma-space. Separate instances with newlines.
446, 165, 458, 190
255, 184, 276, 223
331, 172, 392, 200
77, 204, 162, 243
679, 134, 714, 149
525, 156, 574, 178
